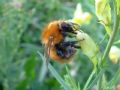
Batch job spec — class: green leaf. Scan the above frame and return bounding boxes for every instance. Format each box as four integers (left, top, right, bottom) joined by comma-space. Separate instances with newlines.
48, 64, 72, 90
64, 67, 81, 90
24, 54, 37, 79
106, 69, 120, 89
38, 52, 72, 90
87, 69, 104, 89
16, 78, 29, 90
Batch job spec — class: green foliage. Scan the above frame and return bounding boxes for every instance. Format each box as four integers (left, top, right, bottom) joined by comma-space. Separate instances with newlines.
64, 67, 81, 90
0, 0, 31, 90
0, 0, 120, 90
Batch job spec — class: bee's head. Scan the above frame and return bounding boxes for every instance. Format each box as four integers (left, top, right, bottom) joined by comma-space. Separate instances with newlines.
59, 21, 80, 35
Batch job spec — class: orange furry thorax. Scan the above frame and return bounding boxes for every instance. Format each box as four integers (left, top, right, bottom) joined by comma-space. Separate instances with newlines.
41, 21, 63, 45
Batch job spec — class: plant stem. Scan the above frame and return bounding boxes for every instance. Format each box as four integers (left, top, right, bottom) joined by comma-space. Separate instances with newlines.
108, 69, 120, 87
98, 0, 120, 90
83, 70, 96, 90
87, 69, 104, 89
101, 0, 119, 66
97, 74, 102, 90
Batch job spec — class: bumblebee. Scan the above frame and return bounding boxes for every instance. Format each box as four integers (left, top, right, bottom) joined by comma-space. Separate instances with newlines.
41, 20, 80, 63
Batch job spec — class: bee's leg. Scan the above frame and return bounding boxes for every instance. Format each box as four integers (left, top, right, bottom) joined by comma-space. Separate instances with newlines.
73, 45, 81, 49
61, 32, 76, 38
60, 41, 78, 46
65, 46, 75, 58
55, 41, 80, 58
60, 41, 81, 49
56, 50, 64, 57
68, 22, 81, 31
55, 44, 65, 57
66, 41, 78, 45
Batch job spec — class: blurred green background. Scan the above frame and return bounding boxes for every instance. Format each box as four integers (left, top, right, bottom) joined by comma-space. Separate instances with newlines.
0, 0, 119, 90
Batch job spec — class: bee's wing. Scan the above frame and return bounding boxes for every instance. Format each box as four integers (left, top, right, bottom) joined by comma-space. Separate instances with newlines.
44, 36, 54, 68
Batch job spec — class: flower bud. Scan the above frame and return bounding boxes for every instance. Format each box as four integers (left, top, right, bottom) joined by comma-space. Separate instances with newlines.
116, 0, 120, 15
76, 31, 98, 59
73, 3, 92, 25
117, 83, 120, 90
75, 31, 98, 68
71, 4, 98, 68
95, 0, 112, 35
109, 46, 120, 64
95, 0, 111, 24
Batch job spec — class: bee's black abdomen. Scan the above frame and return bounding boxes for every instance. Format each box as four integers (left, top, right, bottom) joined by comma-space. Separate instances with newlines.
55, 41, 76, 59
